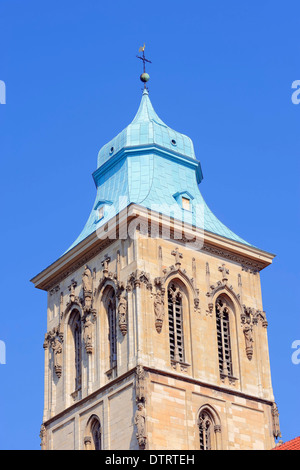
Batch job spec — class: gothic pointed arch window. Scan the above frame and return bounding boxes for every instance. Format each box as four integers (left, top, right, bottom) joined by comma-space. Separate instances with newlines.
69, 309, 82, 392
168, 282, 185, 364
102, 286, 117, 372
84, 415, 102, 450
107, 290, 117, 369
198, 408, 220, 450
215, 297, 233, 378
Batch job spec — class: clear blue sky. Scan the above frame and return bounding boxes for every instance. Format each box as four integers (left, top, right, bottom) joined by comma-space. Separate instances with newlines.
0, 0, 299, 450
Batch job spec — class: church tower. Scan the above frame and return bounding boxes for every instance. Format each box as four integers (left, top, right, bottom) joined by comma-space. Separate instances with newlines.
31, 65, 280, 450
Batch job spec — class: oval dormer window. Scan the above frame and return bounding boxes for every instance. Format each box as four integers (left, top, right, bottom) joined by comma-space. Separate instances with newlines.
109, 147, 114, 155
171, 139, 177, 146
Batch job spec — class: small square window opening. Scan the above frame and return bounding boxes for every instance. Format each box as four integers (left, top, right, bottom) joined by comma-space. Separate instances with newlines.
182, 197, 191, 211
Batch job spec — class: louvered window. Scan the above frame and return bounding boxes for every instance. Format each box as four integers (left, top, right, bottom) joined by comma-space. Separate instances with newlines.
70, 311, 82, 391
199, 412, 212, 450
108, 294, 117, 368
216, 298, 233, 376
91, 419, 101, 450
168, 284, 184, 363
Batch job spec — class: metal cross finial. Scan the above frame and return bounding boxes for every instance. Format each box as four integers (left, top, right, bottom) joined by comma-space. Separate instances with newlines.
136, 44, 152, 89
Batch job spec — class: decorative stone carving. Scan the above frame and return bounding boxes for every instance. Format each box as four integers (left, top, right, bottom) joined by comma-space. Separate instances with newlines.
49, 285, 60, 296
206, 273, 242, 324
154, 290, 165, 333
82, 310, 96, 354
83, 436, 92, 450
253, 309, 268, 328
127, 269, 152, 290
206, 302, 214, 317
117, 295, 127, 336
171, 247, 183, 268
51, 335, 63, 378
136, 365, 146, 403
218, 263, 229, 282
44, 327, 64, 378
241, 305, 254, 360
39, 424, 47, 450
201, 244, 264, 273
243, 318, 254, 360
214, 424, 222, 433
194, 297, 201, 315
101, 255, 111, 278
134, 402, 146, 450
272, 402, 281, 439
82, 265, 93, 310
68, 279, 78, 304
154, 264, 199, 318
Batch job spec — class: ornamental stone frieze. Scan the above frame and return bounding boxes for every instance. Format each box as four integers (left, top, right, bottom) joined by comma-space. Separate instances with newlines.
127, 269, 152, 291
43, 326, 64, 378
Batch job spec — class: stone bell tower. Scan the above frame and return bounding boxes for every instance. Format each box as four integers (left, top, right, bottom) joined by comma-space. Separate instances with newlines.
31, 70, 280, 450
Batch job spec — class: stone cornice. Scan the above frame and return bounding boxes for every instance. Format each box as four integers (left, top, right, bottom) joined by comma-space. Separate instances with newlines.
42, 364, 274, 428
31, 204, 275, 292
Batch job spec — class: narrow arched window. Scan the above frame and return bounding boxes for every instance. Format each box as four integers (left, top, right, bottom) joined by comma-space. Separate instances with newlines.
107, 292, 117, 369
91, 418, 101, 450
168, 283, 184, 363
198, 411, 213, 450
69, 310, 82, 391
84, 416, 101, 450
216, 297, 232, 377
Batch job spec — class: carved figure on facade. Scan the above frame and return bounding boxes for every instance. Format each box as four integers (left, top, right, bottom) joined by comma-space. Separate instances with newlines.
118, 295, 127, 336
136, 365, 146, 403
134, 402, 146, 450
153, 290, 164, 333
39, 424, 47, 450
68, 279, 78, 304
51, 335, 63, 378
101, 255, 111, 278
82, 265, 93, 310
44, 326, 64, 378
272, 402, 281, 439
82, 310, 96, 354
243, 317, 254, 360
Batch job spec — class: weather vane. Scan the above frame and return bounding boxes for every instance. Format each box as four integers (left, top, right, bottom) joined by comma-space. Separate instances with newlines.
136, 44, 151, 89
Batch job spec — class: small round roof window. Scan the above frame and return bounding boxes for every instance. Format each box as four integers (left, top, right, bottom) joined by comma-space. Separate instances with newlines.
171, 139, 177, 146
109, 146, 114, 155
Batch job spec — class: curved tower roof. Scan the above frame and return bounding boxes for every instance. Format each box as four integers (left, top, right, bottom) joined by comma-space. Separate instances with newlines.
67, 89, 251, 252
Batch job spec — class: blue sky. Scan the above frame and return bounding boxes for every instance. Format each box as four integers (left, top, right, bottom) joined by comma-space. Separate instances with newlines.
0, 0, 299, 450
